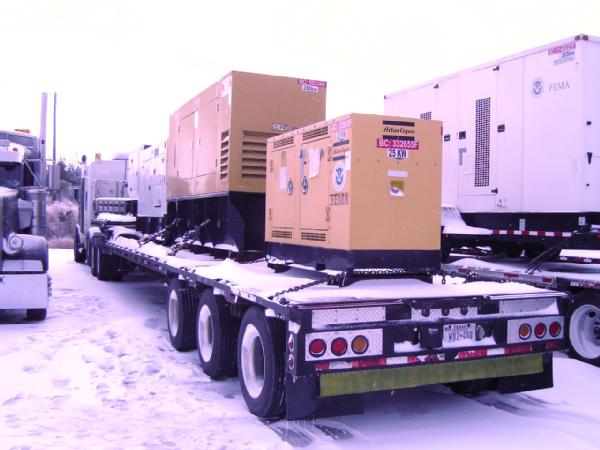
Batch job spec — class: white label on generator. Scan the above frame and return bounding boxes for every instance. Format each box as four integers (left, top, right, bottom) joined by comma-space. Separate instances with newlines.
387, 170, 408, 178
302, 84, 319, 93
309, 148, 321, 178
345, 151, 351, 170
279, 167, 287, 189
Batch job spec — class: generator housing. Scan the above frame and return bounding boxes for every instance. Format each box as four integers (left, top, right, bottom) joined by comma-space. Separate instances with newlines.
265, 113, 442, 271
166, 71, 327, 253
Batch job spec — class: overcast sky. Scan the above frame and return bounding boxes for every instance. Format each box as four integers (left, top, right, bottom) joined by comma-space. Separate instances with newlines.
1, 0, 599, 163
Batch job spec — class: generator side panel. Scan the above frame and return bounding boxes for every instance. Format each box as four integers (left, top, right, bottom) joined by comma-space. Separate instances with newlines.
228, 72, 327, 195
522, 40, 584, 212
581, 40, 600, 212
349, 114, 442, 251
167, 78, 225, 200
127, 149, 140, 199
138, 141, 167, 218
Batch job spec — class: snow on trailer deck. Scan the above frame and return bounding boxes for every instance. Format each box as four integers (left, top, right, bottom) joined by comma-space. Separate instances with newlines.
0, 250, 599, 449
111, 234, 561, 306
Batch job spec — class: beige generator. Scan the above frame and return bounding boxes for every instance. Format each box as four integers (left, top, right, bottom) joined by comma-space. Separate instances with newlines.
166, 71, 327, 254
265, 113, 442, 271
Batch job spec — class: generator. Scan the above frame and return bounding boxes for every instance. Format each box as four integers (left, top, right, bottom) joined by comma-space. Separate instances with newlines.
166, 71, 327, 253
265, 113, 442, 271
384, 34, 600, 240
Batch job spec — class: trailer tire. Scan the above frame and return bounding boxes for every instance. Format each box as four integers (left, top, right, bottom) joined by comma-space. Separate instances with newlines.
448, 377, 495, 396
74, 232, 86, 263
196, 289, 239, 378
568, 292, 600, 366
166, 278, 197, 351
237, 307, 285, 419
26, 308, 47, 321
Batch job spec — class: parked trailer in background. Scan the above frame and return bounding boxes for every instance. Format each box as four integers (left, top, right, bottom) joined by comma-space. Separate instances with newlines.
76, 72, 567, 417
385, 34, 600, 258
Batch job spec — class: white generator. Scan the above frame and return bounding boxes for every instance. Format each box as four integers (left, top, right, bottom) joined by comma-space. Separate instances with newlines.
128, 141, 167, 233
385, 34, 600, 254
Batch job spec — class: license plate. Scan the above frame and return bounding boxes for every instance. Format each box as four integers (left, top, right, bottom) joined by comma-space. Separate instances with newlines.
443, 323, 475, 343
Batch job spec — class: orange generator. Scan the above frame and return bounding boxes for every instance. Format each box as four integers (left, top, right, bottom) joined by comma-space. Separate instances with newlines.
166, 71, 326, 253
265, 113, 442, 271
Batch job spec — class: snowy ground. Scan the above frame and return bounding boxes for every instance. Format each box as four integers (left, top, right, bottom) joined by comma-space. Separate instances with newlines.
0, 250, 599, 449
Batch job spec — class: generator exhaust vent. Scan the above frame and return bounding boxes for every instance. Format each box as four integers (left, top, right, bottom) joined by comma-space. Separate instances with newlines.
272, 229, 293, 239
274, 136, 294, 149
302, 126, 328, 142
241, 130, 276, 179
220, 130, 230, 180
420, 111, 432, 120
301, 231, 326, 242
475, 97, 491, 187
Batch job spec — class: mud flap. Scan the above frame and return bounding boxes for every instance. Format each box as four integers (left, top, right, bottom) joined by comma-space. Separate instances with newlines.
497, 352, 553, 393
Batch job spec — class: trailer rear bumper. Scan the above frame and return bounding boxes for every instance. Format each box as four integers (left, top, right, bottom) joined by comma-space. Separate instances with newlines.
319, 353, 543, 397
0, 273, 48, 309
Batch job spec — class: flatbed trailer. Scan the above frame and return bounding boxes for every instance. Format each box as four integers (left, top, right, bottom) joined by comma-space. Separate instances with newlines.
443, 254, 600, 366
87, 223, 568, 419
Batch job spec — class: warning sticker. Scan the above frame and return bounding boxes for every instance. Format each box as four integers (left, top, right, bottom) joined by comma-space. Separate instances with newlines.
298, 79, 327, 88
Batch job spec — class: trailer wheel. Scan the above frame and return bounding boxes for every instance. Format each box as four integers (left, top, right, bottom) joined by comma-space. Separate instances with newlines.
237, 307, 285, 419
448, 377, 495, 396
26, 308, 47, 321
166, 278, 197, 351
74, 232, 86, 263
568, 292, 600, 365
196, 289, 239, 377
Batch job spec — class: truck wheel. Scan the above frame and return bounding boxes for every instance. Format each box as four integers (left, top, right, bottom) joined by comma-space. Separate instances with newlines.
74, 233, 86, 263
568, 293, 600, 365
196, 289, 239, 378
237, 307, 285, 419
90, 244, 98, 277
166, 278, 197, 351
26, 308, 47, 321
448, 377, 494, 396
95, 247, 110, 281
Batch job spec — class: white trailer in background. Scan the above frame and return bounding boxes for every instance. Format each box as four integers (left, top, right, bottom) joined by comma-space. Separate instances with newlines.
385, 34, 600, 257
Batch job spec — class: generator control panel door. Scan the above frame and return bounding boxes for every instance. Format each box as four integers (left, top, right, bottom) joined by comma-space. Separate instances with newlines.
176, 113, 195, 179
299, 139, 330, 232
268, 147, 298, 231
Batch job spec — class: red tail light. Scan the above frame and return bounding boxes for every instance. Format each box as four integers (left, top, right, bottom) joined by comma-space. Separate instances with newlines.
534, 323, 547, 339
309, 339, 326, 357
549, 321, 561, 337
331, 337, 348, 356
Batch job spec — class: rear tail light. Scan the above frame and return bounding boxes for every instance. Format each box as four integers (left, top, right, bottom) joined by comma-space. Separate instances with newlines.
287, 334, 295, 351
331, 337, 348, 356
518, 323, 532, 340
351, 335, 369, 355
534, 323, 547, 339
549, 321, 561, 337
308, 339, 326, 358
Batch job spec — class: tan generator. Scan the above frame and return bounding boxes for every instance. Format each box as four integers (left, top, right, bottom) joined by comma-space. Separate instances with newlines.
166, 71, 327, 253
265, 113, 442, 271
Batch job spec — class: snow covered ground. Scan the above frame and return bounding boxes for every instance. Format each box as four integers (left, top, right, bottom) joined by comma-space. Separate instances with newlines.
1, 250, 599, 449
